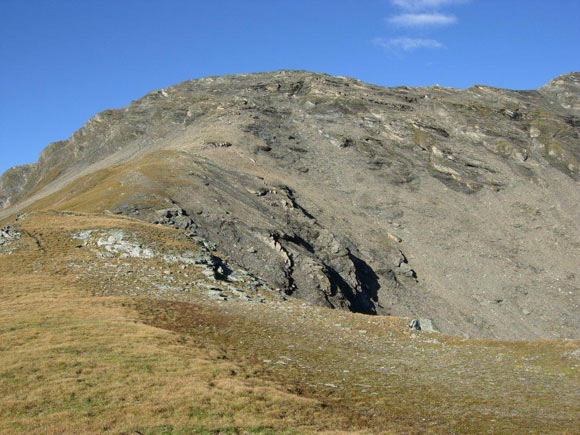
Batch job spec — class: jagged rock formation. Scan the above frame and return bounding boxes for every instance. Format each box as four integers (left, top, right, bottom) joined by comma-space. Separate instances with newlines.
1, 70, 579, 340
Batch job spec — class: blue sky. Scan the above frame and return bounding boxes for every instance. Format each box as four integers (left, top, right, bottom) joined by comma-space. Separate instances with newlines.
1, 0, 579, 175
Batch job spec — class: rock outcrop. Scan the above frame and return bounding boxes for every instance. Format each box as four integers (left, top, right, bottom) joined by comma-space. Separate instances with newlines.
0, 224, 21, 248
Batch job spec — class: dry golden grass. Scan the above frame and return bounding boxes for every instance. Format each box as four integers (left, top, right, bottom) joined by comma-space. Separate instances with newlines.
0, 213, 362, 434
1, 212, 579, 434
0, 290, 335, 433
0, 151, 181, 225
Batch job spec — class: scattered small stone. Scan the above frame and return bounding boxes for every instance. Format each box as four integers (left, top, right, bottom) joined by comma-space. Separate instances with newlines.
409, 319, 421, 330
387, 231, 402, 243
399, 263, 417, 280
247, 187, 268, 196
204, 141, 232, 148
408, 318, 437, 333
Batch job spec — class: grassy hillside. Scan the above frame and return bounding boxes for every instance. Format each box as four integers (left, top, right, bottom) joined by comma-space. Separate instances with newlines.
1, 212, 578, 433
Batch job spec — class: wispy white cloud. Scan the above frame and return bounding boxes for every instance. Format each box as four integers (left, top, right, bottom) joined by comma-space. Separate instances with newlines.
375, 0, 466, 55
391, 0, 469, 11
373, 37, 445, 51
388, 13, 456, 27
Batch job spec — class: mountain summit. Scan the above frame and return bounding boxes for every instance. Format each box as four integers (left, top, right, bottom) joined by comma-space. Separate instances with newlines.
1, 70, 579, 340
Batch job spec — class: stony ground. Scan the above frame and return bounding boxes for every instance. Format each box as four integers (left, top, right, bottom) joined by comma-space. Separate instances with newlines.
1, 211, 578, 433
1, 70, 579, 340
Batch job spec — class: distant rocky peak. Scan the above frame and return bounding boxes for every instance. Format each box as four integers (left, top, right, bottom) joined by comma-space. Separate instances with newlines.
548, 72, 580, 85
539, 72, 580, 114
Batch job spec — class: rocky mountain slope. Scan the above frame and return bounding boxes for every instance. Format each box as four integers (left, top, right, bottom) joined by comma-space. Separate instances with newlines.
1, 70, 579, 340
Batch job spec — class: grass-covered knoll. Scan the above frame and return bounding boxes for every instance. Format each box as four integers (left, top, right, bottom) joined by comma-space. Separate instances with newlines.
1, 212, 578, 433
0, 213, 341, 434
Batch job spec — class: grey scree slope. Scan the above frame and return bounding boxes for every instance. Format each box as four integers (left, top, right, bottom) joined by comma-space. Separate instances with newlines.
1, 70, 579, 340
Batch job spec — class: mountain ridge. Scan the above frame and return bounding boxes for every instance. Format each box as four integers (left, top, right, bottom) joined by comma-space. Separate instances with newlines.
2, 70, 579, 213
1, 70, 579, 340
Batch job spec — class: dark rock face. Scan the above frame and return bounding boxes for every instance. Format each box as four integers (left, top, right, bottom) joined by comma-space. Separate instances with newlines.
1, 70, 579, 340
